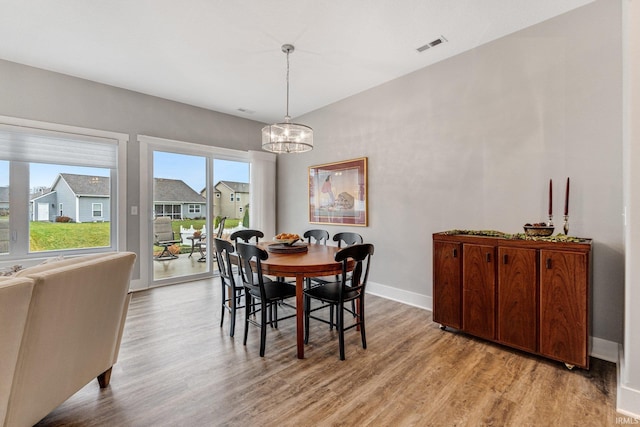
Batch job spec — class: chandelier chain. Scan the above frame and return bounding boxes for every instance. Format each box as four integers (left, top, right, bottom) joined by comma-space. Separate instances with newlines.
285, 48, 290, 119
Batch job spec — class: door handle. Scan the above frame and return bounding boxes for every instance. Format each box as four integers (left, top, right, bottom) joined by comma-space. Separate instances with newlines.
452, 248, 458, 258
503, 254, 508, 264
546, 258, 552, 269
486, 253, 491, 263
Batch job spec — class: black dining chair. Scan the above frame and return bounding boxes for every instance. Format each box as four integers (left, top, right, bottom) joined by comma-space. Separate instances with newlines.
302, 229, 335, 331
213, 237, 243, 337
332, 231, 364, 315
304, 243, 374, 360
332, 231, 363, 248
236, 242, 297, 357
230, 229, 264, 246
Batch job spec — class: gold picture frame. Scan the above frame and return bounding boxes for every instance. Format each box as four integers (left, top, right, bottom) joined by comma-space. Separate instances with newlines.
308, 157, 368, 226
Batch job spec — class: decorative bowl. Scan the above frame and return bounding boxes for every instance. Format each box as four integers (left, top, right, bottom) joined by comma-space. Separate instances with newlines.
523, 223, 554, 237
273, 238, 300, 246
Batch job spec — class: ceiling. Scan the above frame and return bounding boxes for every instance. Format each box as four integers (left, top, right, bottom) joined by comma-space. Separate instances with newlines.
0, 0, 594, 124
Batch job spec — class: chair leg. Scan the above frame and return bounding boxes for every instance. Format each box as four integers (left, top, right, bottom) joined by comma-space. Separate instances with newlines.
338, 302, 346, 360
359, 297, 366, 349
220, 284, 226, 328
260, 301, 268, 357
229, 287, 236, 337
243, 296, 251, 346
304, 295, 310, 344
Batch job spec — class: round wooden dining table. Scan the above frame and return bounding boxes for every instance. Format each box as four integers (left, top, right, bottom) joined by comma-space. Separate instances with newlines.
257, 242, 352, 359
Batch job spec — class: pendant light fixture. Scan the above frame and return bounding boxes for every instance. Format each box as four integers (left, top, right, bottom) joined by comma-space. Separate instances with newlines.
262, 44, 313, 154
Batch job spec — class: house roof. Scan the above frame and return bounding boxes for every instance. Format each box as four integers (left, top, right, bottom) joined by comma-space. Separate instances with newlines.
215, 181, 250, 194
56, 173, 110, 196
154, 178, 206, 204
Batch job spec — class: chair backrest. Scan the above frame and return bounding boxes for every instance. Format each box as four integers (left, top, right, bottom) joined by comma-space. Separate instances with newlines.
304, 229, 329, 245
333, 232, 363, 248
230, 229, 264, 245
213, 237, 236, 288
153, 217, 175, 242
336, 243, 374, 294
235, 242, 269, 300
215, 216, 227, 238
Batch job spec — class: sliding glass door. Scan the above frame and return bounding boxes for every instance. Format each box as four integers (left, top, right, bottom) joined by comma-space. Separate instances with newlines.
152, 150, 209, 282
141, 136, 253, 288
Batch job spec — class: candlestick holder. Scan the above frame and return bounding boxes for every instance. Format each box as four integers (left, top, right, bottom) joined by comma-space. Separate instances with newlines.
547, 215, 553, 227
563, 215, 569, 235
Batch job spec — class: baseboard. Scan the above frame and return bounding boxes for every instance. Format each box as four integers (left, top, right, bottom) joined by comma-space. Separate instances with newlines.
366, 281, 431, 310
591, 336, 620, 363
367, 281, 619, 364
617, 344, 640, 418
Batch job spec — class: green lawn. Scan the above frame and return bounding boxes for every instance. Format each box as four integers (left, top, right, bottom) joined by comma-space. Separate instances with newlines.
30, 221, 111, 251
29, 218, 240, 252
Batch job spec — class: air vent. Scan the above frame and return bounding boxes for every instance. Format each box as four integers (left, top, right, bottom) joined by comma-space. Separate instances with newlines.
416, 36, 448, 53
237, 108, 255, 114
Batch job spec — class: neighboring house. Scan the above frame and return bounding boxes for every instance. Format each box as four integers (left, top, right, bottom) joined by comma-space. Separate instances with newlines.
154, 178, 206, 220
29, 187, 56, 221
211, 181, 249, 219
30, 173, 111, 222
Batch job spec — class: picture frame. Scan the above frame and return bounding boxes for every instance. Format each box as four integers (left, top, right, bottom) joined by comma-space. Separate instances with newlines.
308, 157, 368, 226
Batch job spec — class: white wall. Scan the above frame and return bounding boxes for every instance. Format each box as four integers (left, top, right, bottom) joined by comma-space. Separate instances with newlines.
620, 0, 640, 418
277, 0, 624, 346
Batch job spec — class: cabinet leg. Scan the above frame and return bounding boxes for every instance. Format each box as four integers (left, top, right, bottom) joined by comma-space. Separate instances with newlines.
564, 363, 575, 370
439, 324, 447, 330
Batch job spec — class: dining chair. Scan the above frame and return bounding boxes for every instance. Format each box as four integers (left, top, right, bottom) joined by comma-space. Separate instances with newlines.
332, 231, 363, 248
302, 229, 335, 330
332, 231, 364, 315
236, 242, 297, 357
230, 229, 264, 246
213, 237, 244, 337
304, 243, 374, 360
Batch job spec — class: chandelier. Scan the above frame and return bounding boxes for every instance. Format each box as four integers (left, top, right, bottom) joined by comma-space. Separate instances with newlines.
262, 44, 313, 154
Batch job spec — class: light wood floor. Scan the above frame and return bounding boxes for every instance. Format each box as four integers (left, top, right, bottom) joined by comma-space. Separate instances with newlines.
36, 279, 623, 426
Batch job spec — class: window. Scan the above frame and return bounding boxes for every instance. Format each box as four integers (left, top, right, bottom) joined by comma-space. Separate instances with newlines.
92, 203, 103, 218
0, 120, 126, 257
0, 160, 9, 255
215, 193, 220, 198
236, 195, 240, 201
188, 204, 201, 214
230, 193, 234, 202
239, 207, 243, 213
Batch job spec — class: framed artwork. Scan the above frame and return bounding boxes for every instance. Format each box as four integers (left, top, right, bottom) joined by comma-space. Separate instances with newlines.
308, 157, 368, 226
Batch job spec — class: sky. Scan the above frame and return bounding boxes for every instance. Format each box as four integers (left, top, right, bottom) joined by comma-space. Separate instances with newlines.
0, 154, 250, 192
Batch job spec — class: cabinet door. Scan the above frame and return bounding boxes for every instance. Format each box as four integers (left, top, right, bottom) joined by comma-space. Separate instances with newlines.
497, 247, 537, 352
433, 241, 462, 328
463, 243, 495, 340
539, 250, 589, 368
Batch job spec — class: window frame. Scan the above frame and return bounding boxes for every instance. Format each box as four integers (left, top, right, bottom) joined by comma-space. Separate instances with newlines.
92, 202, 103, 218
0, 115, 128, 262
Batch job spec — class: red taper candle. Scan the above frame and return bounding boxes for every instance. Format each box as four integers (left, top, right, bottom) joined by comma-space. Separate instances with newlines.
548, 179, 552, 216
564, 177, 570, 216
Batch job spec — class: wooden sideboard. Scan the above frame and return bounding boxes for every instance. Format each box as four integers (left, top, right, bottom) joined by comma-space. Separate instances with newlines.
432, 231, 592, 369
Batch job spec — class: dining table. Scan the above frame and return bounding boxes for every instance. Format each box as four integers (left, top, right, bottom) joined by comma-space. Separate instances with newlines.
256, 242, 353, 359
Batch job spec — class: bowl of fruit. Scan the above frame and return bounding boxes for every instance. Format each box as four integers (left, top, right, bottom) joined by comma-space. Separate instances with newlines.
274, 232, 301, 246
523, 223, 554, 237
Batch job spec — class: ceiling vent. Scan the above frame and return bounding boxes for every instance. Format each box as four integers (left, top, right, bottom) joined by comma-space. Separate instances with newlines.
237, 108, 255, 114
416, 36, 448, 53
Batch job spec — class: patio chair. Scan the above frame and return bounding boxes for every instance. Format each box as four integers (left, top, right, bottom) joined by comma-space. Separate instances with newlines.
153, 217, 181, 260
196, 216, 227, 262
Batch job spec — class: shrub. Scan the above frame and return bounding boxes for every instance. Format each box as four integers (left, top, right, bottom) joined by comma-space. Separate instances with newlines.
55, 216, 72, 223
